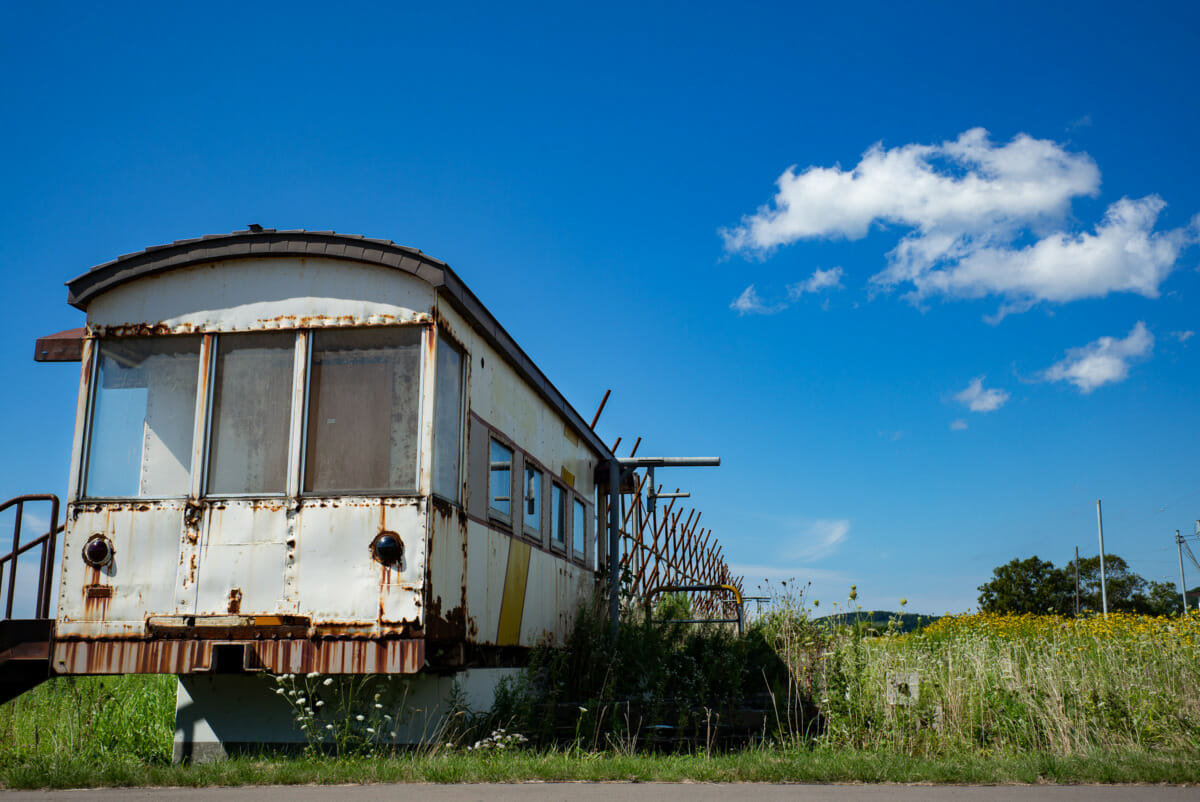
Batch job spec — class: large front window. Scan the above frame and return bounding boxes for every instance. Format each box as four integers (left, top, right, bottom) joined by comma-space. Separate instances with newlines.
304, 328, 422, 494
84, 337, 201, 498
207, 333, 293, 495
81, 327, 430, 499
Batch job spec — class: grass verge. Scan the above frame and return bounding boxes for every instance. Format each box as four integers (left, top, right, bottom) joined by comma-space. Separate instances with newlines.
2, 746, 1198, 789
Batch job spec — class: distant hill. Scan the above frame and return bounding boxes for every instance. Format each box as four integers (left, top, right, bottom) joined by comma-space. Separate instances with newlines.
814, 610, 940, 634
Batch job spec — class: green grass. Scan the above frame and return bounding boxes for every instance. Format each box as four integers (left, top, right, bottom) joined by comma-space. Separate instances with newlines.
3, 746, 1200, 788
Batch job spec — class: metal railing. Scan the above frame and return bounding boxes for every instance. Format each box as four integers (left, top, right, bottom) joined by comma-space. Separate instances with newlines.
0, 495, 62, 620
643, 583, 745, 635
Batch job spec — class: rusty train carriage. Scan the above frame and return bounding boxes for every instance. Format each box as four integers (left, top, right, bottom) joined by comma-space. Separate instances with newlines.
49, 230, 608, 676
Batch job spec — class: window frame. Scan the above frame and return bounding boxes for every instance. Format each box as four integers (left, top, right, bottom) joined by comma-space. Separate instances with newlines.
298, 324, 426, 497
79, 334, 206, 501
431, 328, 466, 505
550, 480, 568, 551
487, 435, 515, 527
522, 460, 544, 542
202, 330, 297, 499
79, 323, 435, 502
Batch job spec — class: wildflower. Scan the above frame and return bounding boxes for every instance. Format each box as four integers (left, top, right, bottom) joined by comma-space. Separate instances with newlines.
315, 700, 325, 707
578, 707, 587, 713
356, 714, 365, 722
375, 703, 383, 709
326, 724, 334, 730
322, 677, 334, 686
307, 671, 320, 678
274, 688, 285, 695
367, 728, 376, 734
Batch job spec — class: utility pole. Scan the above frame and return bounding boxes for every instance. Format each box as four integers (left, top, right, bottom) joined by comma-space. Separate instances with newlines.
1096, 500, 1108, 618
1177, 530, 1188, 614
1074, 546, 1080, 616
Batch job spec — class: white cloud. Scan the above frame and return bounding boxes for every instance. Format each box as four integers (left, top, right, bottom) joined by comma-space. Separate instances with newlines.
722, 128, 1197, 319
950, 419, 968, 431
955, 376, 1009, 413
729, 284, 785, 316
1041, 321, 1154, 393
763, 517, 853, 563
788, 266, 844, 298
732, 268, 842, 316
1172, 330, 1194, 343
886, 196, 1195, 321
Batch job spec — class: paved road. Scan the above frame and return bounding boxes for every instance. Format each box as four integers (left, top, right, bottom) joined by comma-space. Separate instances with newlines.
2, 784, 1195, 801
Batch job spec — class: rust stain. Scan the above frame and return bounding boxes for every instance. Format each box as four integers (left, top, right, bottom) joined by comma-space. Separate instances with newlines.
227, 587, 242, 614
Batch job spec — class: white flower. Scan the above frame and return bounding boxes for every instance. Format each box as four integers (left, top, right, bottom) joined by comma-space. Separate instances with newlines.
274, 688, 285, 695
356, 714, 365, 722
306, 671, 320, 678
326, 724, 334, 730
374, 703, 383, 709
322, 678, 334, 686
315, 700, 325, 708
367, 728, 376, 734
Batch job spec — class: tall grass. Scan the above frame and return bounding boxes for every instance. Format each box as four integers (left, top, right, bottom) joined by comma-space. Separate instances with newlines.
0, 675, 175, 765
764, 604, 1200, 755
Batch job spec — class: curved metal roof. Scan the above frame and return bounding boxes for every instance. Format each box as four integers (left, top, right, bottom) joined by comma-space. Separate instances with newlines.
66, 228, 612, 460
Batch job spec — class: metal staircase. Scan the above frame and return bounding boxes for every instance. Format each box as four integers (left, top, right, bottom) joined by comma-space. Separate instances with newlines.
0, 495, 61, 704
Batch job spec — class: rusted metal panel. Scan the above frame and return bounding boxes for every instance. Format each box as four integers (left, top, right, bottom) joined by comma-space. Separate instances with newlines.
57, 503, 188, 639
194, 501, 291, 617
65, 337, 94, 503
425, 498, 468, 642
85, 258, 436, 336
52, 638, 424, 675
34, 328, 85, 362
465, 522, 507, 645
295, 498, 425, 630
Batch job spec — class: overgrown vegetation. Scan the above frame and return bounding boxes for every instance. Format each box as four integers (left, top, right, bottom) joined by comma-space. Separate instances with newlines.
2, 586, 1199, 787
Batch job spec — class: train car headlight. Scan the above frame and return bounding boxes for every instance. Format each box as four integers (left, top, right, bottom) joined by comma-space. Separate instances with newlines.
371, 531, 404, 566
82, 534, 114, 568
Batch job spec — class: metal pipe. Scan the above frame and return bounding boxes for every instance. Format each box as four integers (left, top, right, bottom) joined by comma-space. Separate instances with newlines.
7, 501, 23, 619
1096, 500, 1108, 618
589, 389, 611, 430
608, 458, 620, 639
616, 457, 721, 467
1178, 530, 1189, 614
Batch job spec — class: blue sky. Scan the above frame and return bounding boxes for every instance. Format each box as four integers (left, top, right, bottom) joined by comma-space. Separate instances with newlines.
2, 1, 1198, 613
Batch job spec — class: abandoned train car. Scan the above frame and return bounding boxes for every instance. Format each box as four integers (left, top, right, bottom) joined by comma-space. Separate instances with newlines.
46, 229, 610, 678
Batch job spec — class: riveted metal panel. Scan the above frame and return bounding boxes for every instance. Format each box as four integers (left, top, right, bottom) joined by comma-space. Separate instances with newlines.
295, 498, 425, 629
194, 501, 291, 617
57, 503, 187, 639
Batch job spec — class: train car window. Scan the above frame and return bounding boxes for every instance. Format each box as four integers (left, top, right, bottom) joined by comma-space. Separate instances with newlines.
207, 332, 294, 495
573, 498, 585, 557
84, 336, 201, 498
432, 335, 464, 502
524, 465, 542, 538
488, 440, 513, 521
551, 483, 567, 547
305, 327, 422, 494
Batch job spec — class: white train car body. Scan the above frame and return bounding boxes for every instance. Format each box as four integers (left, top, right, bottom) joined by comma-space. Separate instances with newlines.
52, 230, 606, 677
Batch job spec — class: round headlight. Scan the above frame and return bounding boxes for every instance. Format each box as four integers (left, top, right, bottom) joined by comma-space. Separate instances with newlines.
371, 531, 404, 566
82, 534, 114, 568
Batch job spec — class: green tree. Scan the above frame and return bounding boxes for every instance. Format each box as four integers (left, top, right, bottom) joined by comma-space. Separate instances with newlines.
1143, 579, 1184, 616
982, 552, 1185, 616
977, 556, 1072, 614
